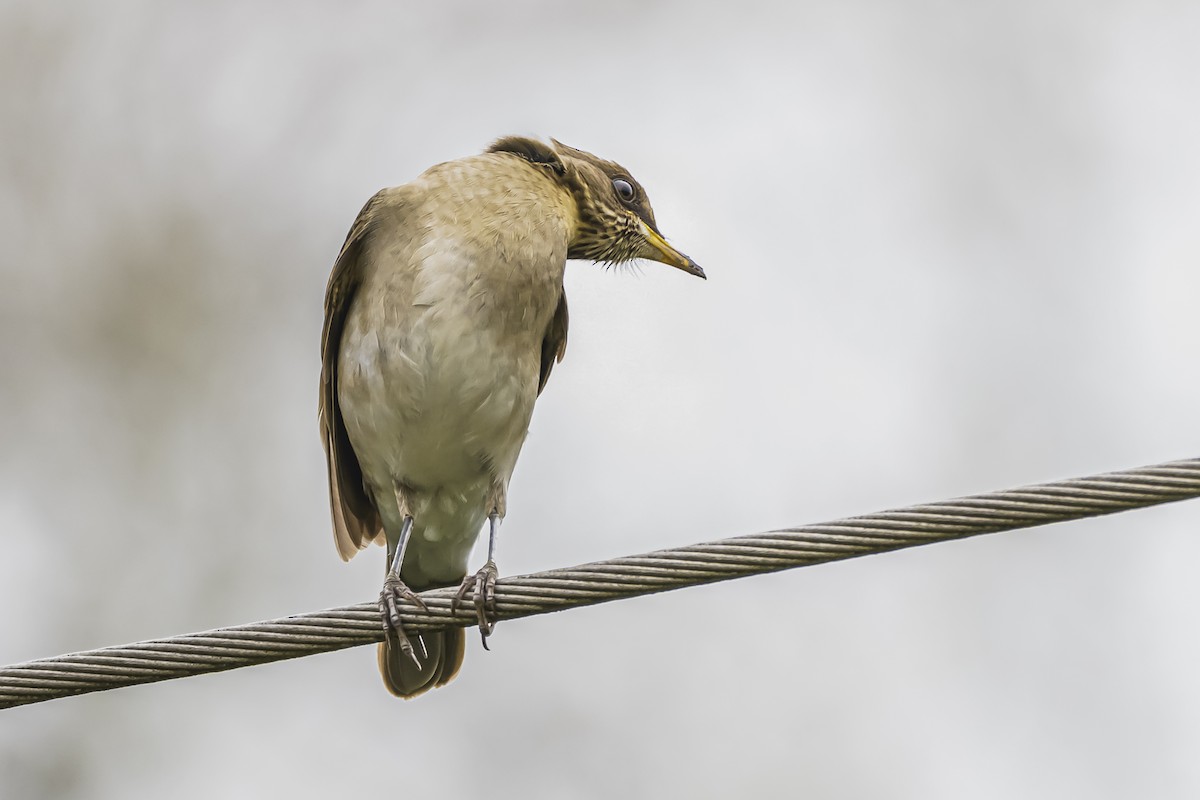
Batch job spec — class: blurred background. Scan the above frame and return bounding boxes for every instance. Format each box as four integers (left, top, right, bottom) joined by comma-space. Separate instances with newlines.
2, 1, 1198, 797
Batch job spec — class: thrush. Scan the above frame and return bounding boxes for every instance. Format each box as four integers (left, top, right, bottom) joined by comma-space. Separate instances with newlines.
319, 136, 703, 698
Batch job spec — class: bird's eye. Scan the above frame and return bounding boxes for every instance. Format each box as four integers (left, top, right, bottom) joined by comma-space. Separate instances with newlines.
612, 178, 635, 202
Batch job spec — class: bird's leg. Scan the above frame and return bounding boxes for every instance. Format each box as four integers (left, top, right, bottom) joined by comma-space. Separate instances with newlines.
380, 485, 427, 668
453, 486, 504, 649
452, 513, 500, 649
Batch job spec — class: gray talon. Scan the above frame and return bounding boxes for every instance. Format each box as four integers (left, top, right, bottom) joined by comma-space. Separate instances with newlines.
380, 573, 427, 668
454, 560, 499, 649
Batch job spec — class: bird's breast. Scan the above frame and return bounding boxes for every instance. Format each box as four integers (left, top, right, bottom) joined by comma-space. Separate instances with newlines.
337, 228, 565, 496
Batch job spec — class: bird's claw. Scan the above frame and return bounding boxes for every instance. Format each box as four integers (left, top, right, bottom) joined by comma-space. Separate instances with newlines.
379, 573, 427, 668
452, 560, 499, 649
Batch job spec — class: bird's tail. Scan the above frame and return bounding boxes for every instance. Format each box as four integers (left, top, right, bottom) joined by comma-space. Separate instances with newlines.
377, 628, 466, 698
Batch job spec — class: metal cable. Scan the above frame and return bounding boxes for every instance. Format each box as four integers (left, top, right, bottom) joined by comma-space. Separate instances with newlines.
2, 458, 1197, 709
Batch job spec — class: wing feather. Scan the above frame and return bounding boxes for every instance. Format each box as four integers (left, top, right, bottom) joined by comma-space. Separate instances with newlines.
538, 290, 569, 394
319, 193, 386, 560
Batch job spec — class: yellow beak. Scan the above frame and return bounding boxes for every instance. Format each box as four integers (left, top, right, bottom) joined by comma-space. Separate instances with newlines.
639, 221, 705, 279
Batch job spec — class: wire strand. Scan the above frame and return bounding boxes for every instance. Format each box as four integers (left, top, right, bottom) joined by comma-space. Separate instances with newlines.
2, 458, 1197, 709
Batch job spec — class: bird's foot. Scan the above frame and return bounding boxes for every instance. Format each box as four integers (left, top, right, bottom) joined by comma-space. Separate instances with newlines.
379, 573, 428, 668
452, 560, 499, 649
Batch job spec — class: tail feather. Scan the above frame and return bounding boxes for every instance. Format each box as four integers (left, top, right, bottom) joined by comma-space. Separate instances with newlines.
377, 628, 466, 698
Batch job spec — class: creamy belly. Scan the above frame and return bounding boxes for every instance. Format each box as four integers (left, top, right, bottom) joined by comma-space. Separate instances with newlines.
336, 275, 545, 586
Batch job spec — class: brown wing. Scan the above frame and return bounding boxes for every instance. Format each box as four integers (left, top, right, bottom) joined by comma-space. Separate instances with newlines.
320, 193, 385, 560
538, 289, 569, 394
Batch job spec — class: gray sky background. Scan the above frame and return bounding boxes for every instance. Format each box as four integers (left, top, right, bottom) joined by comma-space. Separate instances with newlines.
2, 1, 1198, 798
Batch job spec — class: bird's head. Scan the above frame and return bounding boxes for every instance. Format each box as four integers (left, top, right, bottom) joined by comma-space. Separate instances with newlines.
487, 136, 705, 279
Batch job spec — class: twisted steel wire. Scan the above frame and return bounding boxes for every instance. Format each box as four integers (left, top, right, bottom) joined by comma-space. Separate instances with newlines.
2, 458, 1197, 709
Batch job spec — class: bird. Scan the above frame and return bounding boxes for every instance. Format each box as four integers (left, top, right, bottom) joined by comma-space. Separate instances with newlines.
319, 136, 704, 698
